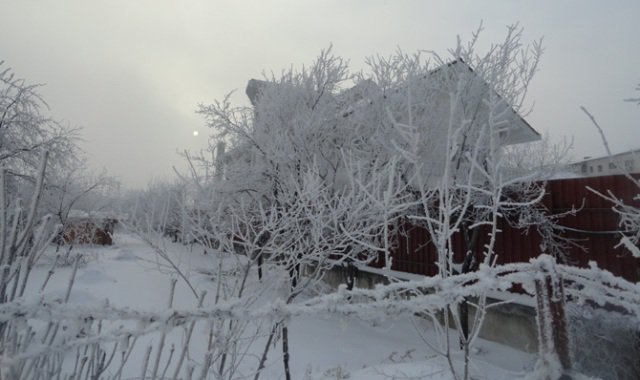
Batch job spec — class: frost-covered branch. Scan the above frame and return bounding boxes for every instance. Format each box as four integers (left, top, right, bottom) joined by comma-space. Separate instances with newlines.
581, 105, 640, 258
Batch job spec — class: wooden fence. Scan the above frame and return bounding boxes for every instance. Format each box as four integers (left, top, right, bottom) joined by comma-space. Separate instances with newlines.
370, 174, 640, 283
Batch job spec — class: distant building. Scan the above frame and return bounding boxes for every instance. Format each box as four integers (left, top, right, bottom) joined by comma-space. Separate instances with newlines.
571, 149, 640, 176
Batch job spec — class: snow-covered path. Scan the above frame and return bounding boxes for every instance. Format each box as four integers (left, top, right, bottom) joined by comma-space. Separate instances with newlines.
22, 232, 535, 379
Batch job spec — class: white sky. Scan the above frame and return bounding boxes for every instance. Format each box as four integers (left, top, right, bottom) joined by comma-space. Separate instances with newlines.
1, 0, 638, 187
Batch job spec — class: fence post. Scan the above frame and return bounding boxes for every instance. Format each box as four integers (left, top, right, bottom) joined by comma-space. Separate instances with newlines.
534, 255, 572, 378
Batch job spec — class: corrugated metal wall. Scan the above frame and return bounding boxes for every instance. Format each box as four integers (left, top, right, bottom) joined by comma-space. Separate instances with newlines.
372, 174, 640, 282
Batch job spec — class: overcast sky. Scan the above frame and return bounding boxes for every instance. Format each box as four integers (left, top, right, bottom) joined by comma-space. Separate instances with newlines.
1, 1, 638, 187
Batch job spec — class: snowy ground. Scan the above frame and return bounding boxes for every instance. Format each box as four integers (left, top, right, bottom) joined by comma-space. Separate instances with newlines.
22, 232, 536, 379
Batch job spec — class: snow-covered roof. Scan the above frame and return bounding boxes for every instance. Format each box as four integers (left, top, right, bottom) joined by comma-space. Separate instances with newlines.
416, 59, 539, 145
570, 149, 640, 166
67, 209, 119, 220
245, 60, 540, 147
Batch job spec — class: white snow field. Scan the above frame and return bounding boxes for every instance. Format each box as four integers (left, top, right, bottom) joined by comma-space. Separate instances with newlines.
21, 232, 536, 379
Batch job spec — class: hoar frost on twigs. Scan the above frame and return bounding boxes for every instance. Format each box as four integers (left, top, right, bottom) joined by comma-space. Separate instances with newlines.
581, 92, 640, 258
368, 24, 550, 379
0, 61, 79, 177
0, 62, 111, 380
192, 23, 580, 380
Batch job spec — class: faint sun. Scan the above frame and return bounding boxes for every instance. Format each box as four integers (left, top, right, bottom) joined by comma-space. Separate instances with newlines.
193, 131, 199, 137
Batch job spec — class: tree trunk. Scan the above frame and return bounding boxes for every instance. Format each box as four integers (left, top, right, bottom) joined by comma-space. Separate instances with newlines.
282, 323, 291, 380
344, 261, 357, 291
459, 224, 479, 347
534, 258, 572, 377
289, 261, 300, 292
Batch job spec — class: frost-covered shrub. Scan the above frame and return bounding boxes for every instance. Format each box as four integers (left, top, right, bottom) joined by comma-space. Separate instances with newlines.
57, 250, 96, 267
38, 245, 98, 268
567, 303, 640, 380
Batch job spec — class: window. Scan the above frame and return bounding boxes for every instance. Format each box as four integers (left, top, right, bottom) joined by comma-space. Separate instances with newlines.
589, 166, 593, 173
581, 163, 587, 173
625, 160, 634, 171
597, 165, 602, 172
609, 162, 616, 169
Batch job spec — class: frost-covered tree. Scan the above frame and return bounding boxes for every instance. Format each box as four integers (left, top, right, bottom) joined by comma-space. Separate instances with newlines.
0, 62, 83, 379
196, 47, 419, 380
0, 61, 79, 183
581, 84, 640, 258
197, 46, 415, 277
0, 60, 81, 286
356, 25, 556, 379
193, 24, 565, 380
0, 61, 81, 246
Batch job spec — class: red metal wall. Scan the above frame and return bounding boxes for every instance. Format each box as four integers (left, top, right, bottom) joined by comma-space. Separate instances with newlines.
372, 174, 640, 282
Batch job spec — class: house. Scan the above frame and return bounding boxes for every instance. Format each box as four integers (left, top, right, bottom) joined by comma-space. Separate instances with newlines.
570, 149, 640, 177
237, 60, 640, 283
239, 59, 540, 192
246, 59, 539, 145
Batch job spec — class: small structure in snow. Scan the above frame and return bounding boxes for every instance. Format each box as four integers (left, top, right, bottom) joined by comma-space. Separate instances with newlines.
59, 211, 118, 246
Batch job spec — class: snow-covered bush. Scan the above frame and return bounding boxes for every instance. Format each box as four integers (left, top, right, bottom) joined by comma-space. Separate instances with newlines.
124, 180, 189, 240
567, 303, 640, 380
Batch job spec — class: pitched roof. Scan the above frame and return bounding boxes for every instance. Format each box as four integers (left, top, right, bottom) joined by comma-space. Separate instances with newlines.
245, 59, 540, 146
